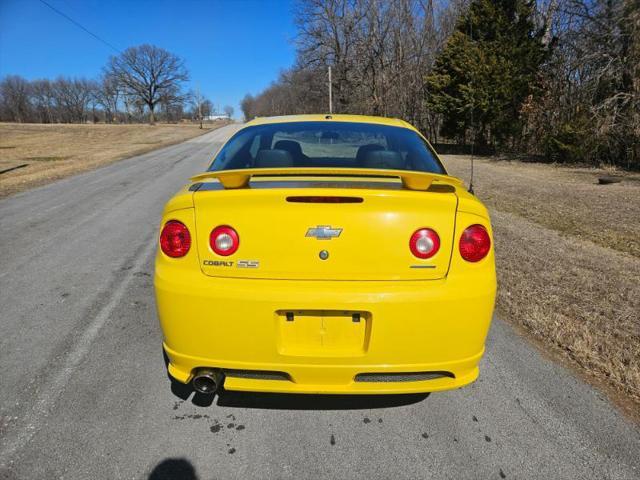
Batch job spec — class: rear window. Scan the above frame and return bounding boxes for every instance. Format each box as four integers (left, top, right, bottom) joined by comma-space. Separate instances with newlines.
208, 121, 445, 174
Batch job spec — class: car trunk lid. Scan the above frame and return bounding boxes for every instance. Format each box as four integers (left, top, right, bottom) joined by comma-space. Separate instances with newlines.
192, 173, 458, 281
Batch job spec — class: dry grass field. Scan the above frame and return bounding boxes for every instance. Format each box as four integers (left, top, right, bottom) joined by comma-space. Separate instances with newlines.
442, 155, 640, 414
0, 122, 228, 197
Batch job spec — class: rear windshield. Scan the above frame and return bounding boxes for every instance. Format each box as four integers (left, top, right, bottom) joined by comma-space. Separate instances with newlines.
208, 121, 445, 174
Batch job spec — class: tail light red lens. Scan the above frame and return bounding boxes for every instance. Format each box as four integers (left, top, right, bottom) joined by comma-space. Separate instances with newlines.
210, 225, 239, 256
409, 228, 440, 259
160, 220, 191, 258
459, 224, 491, 262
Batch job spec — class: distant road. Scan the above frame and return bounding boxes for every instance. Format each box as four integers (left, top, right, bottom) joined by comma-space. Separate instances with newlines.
1, 124, 638, 479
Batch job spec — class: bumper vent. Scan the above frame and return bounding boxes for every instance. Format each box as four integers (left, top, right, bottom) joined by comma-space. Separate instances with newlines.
223, 369, 291, 382
354, 371, 454, 383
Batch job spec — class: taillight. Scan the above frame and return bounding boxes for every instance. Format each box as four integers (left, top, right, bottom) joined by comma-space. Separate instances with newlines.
409, 228, 440, 259
459, 224, 491, 262
210, 225, 239, 256
160, 220, 191, 258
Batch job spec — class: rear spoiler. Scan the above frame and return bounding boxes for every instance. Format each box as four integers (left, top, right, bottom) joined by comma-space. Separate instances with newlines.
190, 168, 462, 191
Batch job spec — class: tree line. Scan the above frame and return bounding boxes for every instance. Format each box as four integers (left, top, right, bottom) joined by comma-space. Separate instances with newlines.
242, 0, 639, 170
0, 44, 234, 125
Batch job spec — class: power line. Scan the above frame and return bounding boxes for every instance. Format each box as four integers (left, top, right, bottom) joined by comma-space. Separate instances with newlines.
38, 0, 121, 54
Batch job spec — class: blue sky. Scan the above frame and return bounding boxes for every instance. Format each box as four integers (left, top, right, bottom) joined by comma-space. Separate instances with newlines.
0, 0, 298, 117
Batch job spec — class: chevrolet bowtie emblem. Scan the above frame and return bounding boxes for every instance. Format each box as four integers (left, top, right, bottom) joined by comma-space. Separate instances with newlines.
306, 225, 343, 240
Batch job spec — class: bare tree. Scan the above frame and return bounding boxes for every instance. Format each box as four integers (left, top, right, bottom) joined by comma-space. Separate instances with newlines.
522, 0, 640, 168
105, 44, 189, 124
241, 94, 256, 121
223, 105, 234, 118
188, 88, 208, 128
200, 100, 213, 118
30, 79, 56, 123
157, 84, 186, 123
51, 77, 97, 123
94, 75, 120, 123
246, 0, 462, 135
294, 0, 364, 112
0, 75, 32, 122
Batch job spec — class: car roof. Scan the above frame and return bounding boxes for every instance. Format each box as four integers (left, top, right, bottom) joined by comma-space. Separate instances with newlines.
244, 114, 419, 133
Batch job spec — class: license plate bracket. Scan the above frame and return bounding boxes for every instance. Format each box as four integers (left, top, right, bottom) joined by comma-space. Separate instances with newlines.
276, 310, 370, 357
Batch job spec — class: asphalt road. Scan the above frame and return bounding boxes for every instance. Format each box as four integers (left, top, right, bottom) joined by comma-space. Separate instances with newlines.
1, 124, 638, 480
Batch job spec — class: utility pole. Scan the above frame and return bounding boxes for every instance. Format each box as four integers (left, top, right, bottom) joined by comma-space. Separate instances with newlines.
328, 66, 333, 114
196, 84, 203, 129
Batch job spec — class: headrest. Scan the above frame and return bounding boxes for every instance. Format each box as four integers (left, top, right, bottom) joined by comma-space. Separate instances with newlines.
362, 150, 405, 170
254, 149, 294, 168
356, 144, 384, 162
273, 140, 303, 157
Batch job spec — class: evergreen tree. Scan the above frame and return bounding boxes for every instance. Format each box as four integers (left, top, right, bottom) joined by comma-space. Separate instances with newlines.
426, 0, 548, 148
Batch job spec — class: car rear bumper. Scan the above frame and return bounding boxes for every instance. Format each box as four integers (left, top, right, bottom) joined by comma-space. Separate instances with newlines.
155, 264, 496, 394
163, 343, 482, 394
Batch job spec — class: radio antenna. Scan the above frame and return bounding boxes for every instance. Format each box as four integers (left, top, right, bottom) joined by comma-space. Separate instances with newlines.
328, 66, 333, 114
468, 9, 475, 194
469, 140, 475, 194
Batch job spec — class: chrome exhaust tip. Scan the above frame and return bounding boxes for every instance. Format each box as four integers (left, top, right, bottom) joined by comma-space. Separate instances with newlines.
192, 368, 224, 395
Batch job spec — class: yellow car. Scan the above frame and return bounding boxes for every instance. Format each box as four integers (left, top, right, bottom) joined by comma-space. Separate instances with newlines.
154, 114, 496, 395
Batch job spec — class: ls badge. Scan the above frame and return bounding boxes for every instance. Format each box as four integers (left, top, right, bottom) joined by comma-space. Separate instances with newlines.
306, 225, 343, 240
